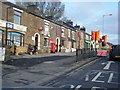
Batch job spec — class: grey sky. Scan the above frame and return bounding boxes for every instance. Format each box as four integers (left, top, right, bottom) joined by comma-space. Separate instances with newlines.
6, 0, 119, 44
63, 2, 118, 44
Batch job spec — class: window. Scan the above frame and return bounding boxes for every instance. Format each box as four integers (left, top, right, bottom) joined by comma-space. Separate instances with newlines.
68, 29, 71, 37
61, 28, 65, 37
0, 30, 3, 46
44, 38, 48, 46
71, 31, 74, 39
81, 32, 84, 39
86, 34, 89, 40
56, 26, 60, 37
14, 10, 21, 24
44, 23, 49, 32
7, 32, 24, 46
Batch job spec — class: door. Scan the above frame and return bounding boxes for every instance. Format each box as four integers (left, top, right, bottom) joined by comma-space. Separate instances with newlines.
56, 39, 58, 52
35, 34, 38, 47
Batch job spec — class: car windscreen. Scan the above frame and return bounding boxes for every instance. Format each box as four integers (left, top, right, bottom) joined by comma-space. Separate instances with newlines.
112, 45, 120, 50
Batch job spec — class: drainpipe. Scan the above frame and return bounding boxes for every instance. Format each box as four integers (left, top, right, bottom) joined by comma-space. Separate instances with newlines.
5, 6, 12, 45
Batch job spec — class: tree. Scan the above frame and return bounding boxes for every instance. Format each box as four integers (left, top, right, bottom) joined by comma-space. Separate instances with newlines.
15, 0, 65, 21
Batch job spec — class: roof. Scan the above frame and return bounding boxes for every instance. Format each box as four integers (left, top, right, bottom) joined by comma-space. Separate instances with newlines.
2, 1, 91, 34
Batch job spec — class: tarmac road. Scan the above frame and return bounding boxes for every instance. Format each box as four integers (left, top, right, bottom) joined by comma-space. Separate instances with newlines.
47, 57, 120, 90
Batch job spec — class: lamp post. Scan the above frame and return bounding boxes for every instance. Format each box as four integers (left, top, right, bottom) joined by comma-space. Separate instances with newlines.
102, 14, 112, 36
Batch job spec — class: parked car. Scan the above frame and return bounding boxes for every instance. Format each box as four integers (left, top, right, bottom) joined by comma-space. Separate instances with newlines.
109, 45, 120, 60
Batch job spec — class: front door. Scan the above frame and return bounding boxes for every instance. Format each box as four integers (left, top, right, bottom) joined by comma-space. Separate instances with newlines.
35, 34, 38, 47
56, 39, 58, 52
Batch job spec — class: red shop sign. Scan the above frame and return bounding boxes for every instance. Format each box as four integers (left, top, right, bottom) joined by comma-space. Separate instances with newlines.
38, 27, 43, 31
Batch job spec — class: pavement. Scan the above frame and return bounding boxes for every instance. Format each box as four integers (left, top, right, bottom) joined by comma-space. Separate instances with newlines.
9, 52, 76, 60
2, 52, 99, 88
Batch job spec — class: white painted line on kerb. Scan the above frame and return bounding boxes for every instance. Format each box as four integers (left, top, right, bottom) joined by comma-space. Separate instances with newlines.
103, 61, 115, 70
92, 72, 104, 83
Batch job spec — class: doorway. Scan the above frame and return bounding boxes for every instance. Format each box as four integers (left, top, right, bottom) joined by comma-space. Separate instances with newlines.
56, 37, 60, 52
34, 33, 40, 50
35, 34, 38, 47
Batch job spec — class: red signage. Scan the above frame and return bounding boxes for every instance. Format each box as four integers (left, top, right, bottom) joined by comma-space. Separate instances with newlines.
91, 31, 100, 41
97, 50, 107, 56
91, 31, 96, 40
102, 35, 107, 43
38, 27, 43, 31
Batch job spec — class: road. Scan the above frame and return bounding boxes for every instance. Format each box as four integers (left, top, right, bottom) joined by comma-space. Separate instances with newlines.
45, 57, 120, 90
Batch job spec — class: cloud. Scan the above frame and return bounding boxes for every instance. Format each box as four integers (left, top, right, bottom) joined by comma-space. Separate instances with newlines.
107, 33, 118, 44
64, 2, 118, 44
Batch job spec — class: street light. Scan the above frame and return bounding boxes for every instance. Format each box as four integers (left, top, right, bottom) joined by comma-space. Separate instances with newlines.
102, 14, 112, 36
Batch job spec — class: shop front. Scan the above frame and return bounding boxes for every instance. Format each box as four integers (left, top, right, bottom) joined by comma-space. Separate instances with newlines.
0, 19, 27, 55
84, 39, 91, 49
0, 20, 27, 45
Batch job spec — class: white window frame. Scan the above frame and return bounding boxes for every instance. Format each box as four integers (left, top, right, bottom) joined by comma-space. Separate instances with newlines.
72, 31, 75, 39
68, 29, 71, 37
14, 10, 21, 25
61, 28, 65, 37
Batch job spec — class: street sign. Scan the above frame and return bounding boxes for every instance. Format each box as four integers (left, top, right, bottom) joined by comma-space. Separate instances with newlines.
6, 23, 14, 29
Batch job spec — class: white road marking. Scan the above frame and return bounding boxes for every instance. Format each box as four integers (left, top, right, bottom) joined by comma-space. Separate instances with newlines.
91, 72, 104, 83
91, 86, 101, 90
91, 86, 107, 90
85, 75, 89, 81
108, 73, 114, 83
103, 61, 115, 70
101, 63, 106, 65
91, 70, 117, 73
75, 85, 82, 90
70, 85, 75, 88
85, 71, 98, 81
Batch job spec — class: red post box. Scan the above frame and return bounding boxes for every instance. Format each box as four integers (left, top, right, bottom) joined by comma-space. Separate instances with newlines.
51, 43, 56, 53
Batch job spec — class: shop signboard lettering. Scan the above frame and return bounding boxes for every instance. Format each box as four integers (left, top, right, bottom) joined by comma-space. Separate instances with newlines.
6, 23, 14, 29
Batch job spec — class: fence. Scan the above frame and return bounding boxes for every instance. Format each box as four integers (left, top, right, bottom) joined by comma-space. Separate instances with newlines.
76, 48, 97, 62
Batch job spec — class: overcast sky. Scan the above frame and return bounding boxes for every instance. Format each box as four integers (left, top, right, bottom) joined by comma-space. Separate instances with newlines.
7, 0, 119, 44
62, 1, 118, 44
